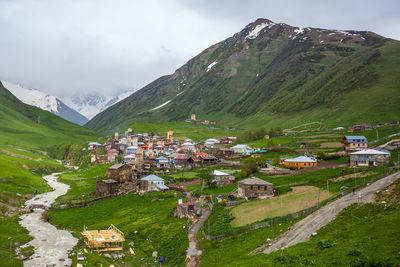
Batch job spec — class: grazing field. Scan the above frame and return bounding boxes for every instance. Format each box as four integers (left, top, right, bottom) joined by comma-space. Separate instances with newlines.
125, 122, 241, 142
231, 186, 330, 227
49, 192, 188, 266
0, 147, 65, 209
200, 180, 400, 266
56, 164, 111, 205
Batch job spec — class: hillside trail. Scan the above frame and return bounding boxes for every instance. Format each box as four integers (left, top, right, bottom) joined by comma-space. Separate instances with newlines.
19, 172, 78, 266
261, 170, 400, 254
186, 192, 211, 267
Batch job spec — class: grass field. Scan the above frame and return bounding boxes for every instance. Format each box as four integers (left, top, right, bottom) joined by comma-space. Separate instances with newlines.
125, 122, 242, 142
231, 186, 330, 227
0, 146, 67, 265
49, 192, 188, 266
200, 181, 400, 266
55, 164, 111, 205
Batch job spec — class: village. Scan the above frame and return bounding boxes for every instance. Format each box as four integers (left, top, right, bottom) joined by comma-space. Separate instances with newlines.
66, 119, 399, 265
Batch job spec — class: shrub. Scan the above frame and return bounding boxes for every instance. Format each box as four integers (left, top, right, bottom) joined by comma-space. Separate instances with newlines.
318, 239, 336, 249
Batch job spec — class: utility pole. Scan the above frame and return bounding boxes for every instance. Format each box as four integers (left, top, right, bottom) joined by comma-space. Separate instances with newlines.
327, 180, 330, 196
317, 188, 320, 208
280, 197, 283, 209
376, 129, 379, 140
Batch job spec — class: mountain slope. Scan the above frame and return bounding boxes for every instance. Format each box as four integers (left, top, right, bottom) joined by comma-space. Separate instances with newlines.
2, 81, 88, 125
0, 81, 97, 149
86, 18, 400, 133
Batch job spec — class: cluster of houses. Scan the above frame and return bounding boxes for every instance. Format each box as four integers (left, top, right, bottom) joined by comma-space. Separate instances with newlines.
341, 135, 391, 167
184, 114, 216, 125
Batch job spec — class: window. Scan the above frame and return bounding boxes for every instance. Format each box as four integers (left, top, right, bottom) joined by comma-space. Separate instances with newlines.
250, 185, 253, 190
258, 186, 261, 190
264, 186, 267, 190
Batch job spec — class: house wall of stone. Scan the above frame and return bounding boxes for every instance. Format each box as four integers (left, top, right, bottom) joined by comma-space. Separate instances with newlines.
238, 184, 273, 198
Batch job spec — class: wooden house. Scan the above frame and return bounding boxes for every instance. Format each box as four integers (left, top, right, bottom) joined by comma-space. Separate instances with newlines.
82, 224, 124, 252
107, 164, 133, 183
283, 156, 317, 169
238, 177, 274, 198
342, 136, 368, 151
216, 148, 234, 159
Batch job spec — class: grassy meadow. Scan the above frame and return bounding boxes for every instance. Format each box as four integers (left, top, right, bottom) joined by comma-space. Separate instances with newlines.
200, 180, 400, 266
49, 192, 188, 266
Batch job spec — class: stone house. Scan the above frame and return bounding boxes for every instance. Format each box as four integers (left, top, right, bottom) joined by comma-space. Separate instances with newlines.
238, 177, 274, 198
139, 174, 169, 192
350, 149, 390, 167
107, 164, 133, 183
175, 202, 195, 219
212, 170, 235, 187
96, 179, 118, 195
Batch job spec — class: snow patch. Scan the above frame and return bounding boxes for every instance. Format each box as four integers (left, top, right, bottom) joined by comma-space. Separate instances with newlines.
149, 91, 184, 111
2, 81, 59, 113
246, 22, 273, 39
294, 28, 305, 35
206, 61, 218, 72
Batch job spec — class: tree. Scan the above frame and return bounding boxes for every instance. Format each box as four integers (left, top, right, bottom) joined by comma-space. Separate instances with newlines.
242, 157, 258, 175
272, 153, 281, 166
199, 168, 214, 188
316, 150, 326, 160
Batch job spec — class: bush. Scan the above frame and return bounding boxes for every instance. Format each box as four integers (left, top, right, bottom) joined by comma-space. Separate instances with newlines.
318, 239, 336, 249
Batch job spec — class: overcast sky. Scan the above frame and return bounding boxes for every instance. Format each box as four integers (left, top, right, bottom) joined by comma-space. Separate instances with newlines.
0, 0, 399, 98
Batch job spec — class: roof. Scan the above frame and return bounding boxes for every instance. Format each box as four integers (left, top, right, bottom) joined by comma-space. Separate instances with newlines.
344, 136, 368, 143
157, 156, 168, 161
239, 177, 273, 186
182, 142, 195, 146
156, 184, 169, 190
372, 147, 391, 156
89, 142, 102, 146
284, 156, 317, 163
127, 146, 138, 149
178, 202, 194, 206
109, 164, 125, 170
231, 144, 251, 149
213, 170, 230, 176
124, 155, 135, 159
350, 149, 390, 155
196, 152, 207, 156
141, 174, 164, 181
108, 149, 118, 153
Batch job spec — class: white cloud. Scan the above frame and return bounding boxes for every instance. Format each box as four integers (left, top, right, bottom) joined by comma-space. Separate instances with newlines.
0, 0, 398, 98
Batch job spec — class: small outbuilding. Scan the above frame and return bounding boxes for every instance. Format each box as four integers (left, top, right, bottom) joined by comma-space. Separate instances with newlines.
175, 202, 195, 219
96, 179, 118, 195
82, 224, 124, 252
238, 177, 274, 198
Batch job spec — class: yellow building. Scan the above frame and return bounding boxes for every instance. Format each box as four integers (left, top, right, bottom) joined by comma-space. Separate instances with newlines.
82, 224, 124, 252
283, 156, 317, 169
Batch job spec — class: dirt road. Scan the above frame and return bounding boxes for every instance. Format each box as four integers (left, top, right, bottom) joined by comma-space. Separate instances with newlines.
262, 170, 400, 254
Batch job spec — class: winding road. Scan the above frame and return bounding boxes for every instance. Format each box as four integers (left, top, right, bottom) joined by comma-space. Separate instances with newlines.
262, 170, 400, 254
19, 172, 78, 267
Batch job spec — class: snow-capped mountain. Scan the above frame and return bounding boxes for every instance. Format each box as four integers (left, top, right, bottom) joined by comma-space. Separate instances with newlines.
2, 81, 88, 125
64, 90, 135, 120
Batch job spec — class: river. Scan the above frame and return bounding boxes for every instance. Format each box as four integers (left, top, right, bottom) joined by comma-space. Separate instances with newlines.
19, 172, 78, 267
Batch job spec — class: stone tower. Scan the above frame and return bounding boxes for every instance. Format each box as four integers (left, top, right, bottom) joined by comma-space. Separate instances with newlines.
191, 114, 196, 120
167, 131, 174, 144
114, 132, 119, 140
135, 148, 144, 172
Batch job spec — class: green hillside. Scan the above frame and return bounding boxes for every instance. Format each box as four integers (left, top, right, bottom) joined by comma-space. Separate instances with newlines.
0, 81, 98, 150
86, 18, 400, 133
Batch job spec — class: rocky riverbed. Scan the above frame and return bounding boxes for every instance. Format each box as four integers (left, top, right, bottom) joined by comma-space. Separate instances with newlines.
19, 173, 78, 267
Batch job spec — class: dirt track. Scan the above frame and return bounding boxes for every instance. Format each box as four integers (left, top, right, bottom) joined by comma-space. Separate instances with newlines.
262, 170, 400, 254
